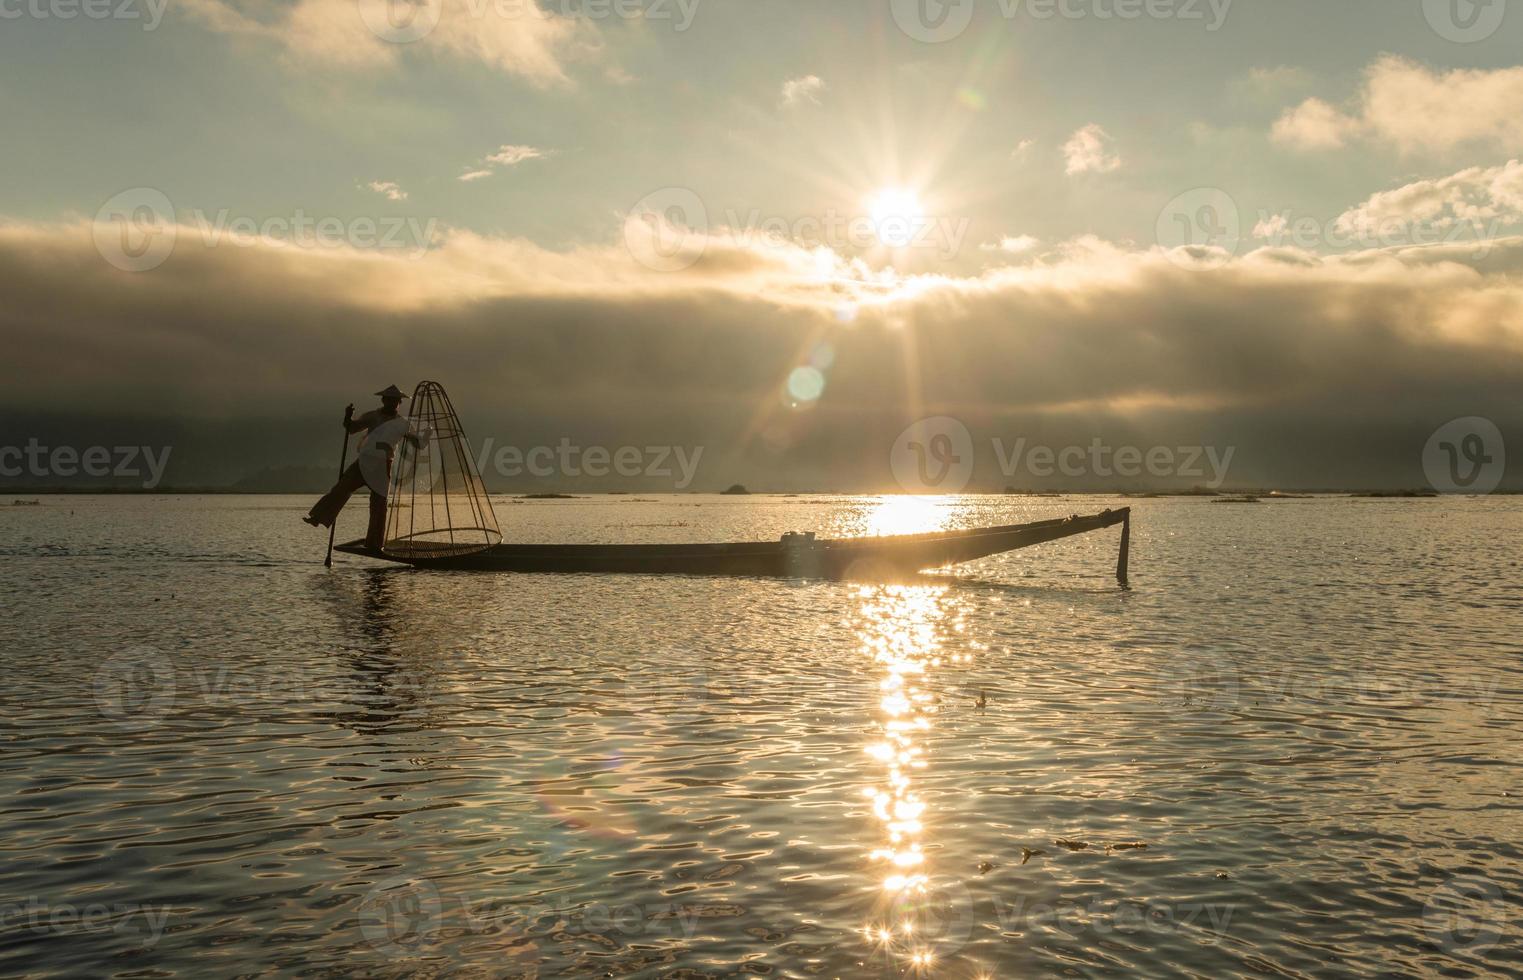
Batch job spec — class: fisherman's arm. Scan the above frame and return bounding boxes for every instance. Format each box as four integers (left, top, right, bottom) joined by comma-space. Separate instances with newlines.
343, 405, 375, 434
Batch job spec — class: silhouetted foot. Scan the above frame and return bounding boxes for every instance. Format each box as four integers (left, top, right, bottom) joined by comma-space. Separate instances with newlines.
302, 516, 321, 527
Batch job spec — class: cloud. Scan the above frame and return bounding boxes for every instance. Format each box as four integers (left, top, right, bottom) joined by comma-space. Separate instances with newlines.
179, 0, 590, 85
780, 75, 826, 107
1271, 97, 1354, 150
1063, 125, 1121, 175
1242, 65, 1314, 98
1274, 56, 1523, 155
5, 216, 1523, 489
458, 145, 547, 181
1335, 160, 1523, 237
486, 145, 546, 166
1011, 139, 1036, 159
1252, 213, 1289, 239
980, 235, 1040, 254
366, 180, 408, 201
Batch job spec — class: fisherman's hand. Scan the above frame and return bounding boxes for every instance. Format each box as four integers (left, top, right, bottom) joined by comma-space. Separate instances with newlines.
343, 403, 355, 424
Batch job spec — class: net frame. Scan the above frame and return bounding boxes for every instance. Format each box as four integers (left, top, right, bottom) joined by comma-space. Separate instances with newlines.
382, 381, 502, 559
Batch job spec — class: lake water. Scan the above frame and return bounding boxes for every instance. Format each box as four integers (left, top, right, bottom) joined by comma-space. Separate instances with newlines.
2, 494, 1521, 978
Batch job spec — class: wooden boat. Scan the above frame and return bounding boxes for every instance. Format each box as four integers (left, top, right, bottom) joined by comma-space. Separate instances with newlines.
331, 381, 1132, 582
334, 506, 1131, 581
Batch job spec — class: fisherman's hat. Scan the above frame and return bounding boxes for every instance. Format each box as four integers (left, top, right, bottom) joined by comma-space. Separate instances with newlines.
375, 384, 409, 400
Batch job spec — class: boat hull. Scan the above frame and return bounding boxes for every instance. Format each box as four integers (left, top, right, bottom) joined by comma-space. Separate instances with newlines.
334, 507, 1130, 580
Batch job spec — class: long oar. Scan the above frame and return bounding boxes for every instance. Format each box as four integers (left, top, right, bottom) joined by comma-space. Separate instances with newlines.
323, 408, 354, 568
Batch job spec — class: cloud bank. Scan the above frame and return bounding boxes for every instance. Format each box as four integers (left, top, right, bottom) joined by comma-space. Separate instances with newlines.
1, 217, 1520, 489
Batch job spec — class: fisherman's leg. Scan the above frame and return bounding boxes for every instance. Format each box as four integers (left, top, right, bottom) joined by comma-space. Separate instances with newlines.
306, 462, 366, 528
365, 492, 388, 549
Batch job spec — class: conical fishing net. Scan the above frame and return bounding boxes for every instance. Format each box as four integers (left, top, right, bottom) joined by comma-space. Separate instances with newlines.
383, 381, 501, 559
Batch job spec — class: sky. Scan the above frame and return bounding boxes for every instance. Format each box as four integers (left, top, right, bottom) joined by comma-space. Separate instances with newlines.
2, 0, 1521, 490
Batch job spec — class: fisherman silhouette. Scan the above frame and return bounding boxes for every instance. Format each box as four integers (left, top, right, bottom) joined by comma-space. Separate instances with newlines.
304, 385, 408, 550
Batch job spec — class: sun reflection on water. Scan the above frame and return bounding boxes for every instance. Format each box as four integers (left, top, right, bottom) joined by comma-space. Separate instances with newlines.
855, 582, 971, 972
860, 495, 955, 538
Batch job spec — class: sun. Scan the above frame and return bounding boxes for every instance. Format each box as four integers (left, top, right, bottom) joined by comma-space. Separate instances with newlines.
868, 188, 925, 248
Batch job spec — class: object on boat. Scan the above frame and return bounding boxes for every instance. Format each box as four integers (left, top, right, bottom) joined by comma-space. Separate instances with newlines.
380, 381, 501, 560
336, 382, 1133, 581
